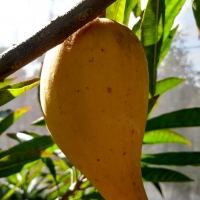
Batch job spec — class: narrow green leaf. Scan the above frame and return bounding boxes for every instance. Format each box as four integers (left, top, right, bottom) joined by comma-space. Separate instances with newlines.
106, 0, 126, 23
42, 157, 57, 183
141, 0, 186, 96
16, 131, 40, 138
141, 0, 164, 47
132, 1, 142, 17
7, 131, 39, 142
22, 160, 44, 183
0, 135, 54, 159
142, 167, 193, 182
0, 77, 16, 89
45, 174, 72, 199
0, 135, 54, 177
0, 78, 40, 106
163, 0, 186, 41
82, 191, 104, 199
0, 109, 12, 119
158, 25, 179, 66
31, 116, 46, 126
132, 18, 141, 38
144, 129, 191, 145
42, 157, 60, 198
0, 107, 30, 136
146, 108, 200, 131
5, 173, 19, 185
148, 95, 159, 114
192, 0, 200, 38
123, 0, 141, 25
141, 152, 200, 166
141, 0, 165, 95
1, 182, 21, 200
153, 182, 163, 197
53, 158, 70, 171
6, 133, 22, 143
155, 77, 185, 96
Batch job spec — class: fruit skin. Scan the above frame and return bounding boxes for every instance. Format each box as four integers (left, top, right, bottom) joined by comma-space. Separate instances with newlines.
40, 18, 148, 200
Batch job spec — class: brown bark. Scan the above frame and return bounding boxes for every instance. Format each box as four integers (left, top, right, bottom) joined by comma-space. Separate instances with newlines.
0, 0, 116, 81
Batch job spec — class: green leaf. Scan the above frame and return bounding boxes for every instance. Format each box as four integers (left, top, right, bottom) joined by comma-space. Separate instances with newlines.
192, 0, 200, 38
16, 131, 40, 138
141, 0, 186, 96
82, 191, 104, 199
155, 77, 185, 96
6, 133, 22, 143
0, 109, 12, 119
42, 157, 57, 183
106, 0, 126, 23
22, 160, 44, 183
53, 157, 70, 171
0, 77, 16, 89
132, 18, 141, 38
144, 129, 191, 145
42, 157, 60, 197
132, 1, 142, 18
163, 0, 186, 41
6, 131, 39, 142
153, 182, 163, 197
142, 167, 193, 182
141, 0, 165, 95
31, 116, 46, 126
141, 152, 200, 166
0, 135, 54, 177
146, 108, 200, 131
1, 182, 21, 200
0, 78, 40, 106
0, 107, 30, 136
5, 173, 19, 185
45, 173, 72, 199
148, 95, 159, 114
123, 0, 141, 25
158, 25, 179, 66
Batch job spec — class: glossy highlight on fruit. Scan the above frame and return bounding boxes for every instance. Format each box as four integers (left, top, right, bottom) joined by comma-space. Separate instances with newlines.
40, 18, 149, 200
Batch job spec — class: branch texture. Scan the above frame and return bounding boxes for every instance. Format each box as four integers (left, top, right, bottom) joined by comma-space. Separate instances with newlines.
0, 0, 116, 81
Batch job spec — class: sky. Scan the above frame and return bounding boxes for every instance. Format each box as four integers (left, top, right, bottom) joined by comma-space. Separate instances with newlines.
0, 0, 199, 76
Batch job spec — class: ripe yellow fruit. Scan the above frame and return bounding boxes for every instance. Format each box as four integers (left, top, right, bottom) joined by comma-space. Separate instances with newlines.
40, 18, 148, 200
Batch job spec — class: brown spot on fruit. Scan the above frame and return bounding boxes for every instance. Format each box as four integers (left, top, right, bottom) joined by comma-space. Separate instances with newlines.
131, 129, 134, 134
89, 57, 94, 62
101, 48, 104, 52
97, 159, 100, 161
123, 152, 126, 156
107, 87, 112, 93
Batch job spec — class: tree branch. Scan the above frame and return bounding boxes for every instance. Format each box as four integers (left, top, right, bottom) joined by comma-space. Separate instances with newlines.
0, 0, 116, 81
61, 175, 85, 200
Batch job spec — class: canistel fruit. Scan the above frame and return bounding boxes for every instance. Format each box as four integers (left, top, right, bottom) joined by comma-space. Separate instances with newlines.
40, 18, 149, 200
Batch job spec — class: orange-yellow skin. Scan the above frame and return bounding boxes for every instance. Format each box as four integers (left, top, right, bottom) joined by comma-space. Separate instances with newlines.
40, 18, 148, 200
